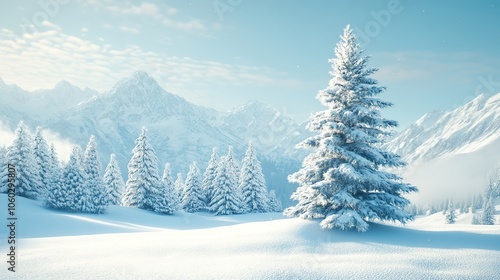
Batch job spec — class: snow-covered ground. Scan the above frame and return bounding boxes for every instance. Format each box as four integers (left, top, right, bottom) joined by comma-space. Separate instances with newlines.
1, 194, 499, 279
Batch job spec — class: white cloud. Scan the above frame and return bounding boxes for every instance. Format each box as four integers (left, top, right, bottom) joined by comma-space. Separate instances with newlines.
0, 28, 299, 96
119, 25, 140, 34
86, 1, 206, 32
41, 20, 62, 31
81, 27, 89, 33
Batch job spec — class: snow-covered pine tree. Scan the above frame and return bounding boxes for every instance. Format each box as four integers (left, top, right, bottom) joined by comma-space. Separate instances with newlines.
0, 146, 7, 193
445, 198, 456, 224
471, 214, 480, 225
49, 143, 61, 181
122, 128, 172, 214
45, 146, 85, 211
33, 127, 52, 196
182, 162, 206, 212
226, 146, 240, 183
82, 135, 108, 213
284, 25, 418, 232
103, 154, 125, 205
480, 197, 495, 225
156, 162, 179, 213
210, 156, 242, 215
239, 142, 269, 213
267, 190, 282, 212
202, 147, 219, 205
174, 173, 185, 202
5, 121, 40, 199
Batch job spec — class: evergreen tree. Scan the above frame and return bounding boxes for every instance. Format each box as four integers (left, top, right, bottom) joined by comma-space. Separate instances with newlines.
445, 198, 456, 224
480, 197, 495, 225
284, 25, 417, 232
158, 162, 179, 212
0, 146, 8, 193
5, 121, 40, 199
82, 135, 108, 213
174, 173, 185, 202
210, 156, 242, 215
202, 147, 219, 205
182, 162, 206, 212
48, 144, 61, 181
103, 154, 125, 205
45, 146, 85, 211
226, 146, 240, 183
122, 128, 173, 214
239, 142, 269, 213
267, 190, 282, 212
471, 214, 480, 225
33, 127, 52, 196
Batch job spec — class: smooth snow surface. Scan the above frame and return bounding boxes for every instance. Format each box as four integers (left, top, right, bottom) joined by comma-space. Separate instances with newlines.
0, 194, 499, 279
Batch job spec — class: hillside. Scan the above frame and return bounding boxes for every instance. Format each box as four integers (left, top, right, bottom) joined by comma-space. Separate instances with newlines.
0, 194, 499, 279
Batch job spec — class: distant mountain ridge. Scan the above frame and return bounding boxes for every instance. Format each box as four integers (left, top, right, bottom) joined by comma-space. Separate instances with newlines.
0, 71, 304, 205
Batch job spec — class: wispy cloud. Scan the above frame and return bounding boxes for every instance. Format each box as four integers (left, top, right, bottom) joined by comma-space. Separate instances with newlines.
82, 0, 206, 32
373, 51, 500, 84
0, 28, 299, 95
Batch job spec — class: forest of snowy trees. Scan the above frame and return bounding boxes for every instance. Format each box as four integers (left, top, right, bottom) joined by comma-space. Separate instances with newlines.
0, 123, 281, 215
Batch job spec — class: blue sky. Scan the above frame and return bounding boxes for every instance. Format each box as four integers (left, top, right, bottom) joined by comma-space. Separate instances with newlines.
0, 0, 499, 129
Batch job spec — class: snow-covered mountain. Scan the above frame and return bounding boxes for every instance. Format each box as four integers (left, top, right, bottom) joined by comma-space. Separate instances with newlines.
385, 93, 500, 204
0, 72, 303, 205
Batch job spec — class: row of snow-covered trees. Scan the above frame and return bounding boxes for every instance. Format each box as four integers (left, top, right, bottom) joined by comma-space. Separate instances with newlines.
0, 122, 281, 215
121, 128, 281, 215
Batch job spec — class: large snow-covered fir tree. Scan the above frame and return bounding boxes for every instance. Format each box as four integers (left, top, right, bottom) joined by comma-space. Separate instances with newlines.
82, 135, 108, 213
45, 146, 85, 211
5, 121, 40, 199
285, 25, 418, 232
122, 128, 175, 214
239, 142, 269, 213
182, 162, 206, 212
210, 156, 242, 215
155, 162, 179, 214
33, 127, 52, 196
202, 148, 219, 205
226, 146, 240, 183
103, 154, 125, 205
445, 198, 456, 224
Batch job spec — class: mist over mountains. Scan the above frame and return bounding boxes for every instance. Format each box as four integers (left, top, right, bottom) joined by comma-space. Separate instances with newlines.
1, 71, 498, 205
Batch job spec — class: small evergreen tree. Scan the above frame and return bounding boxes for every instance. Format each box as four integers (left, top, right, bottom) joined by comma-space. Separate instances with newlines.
210, 156, 242, 215
284, 25, 417, 231
480, 197, 495, 225
267, 190, 282, 212
240, 142, 269, 213
445, 198, 456, 224
158, 162, 179, 213
45, 146, 85, 211
82, 135, 108, 213
202, 148, 219, 205
122, 128, 173, 214
103, 154, 125, 205
471, 214, 480, 225
5, 121, 40, 199
33, 127, 52, 196
48, 144, 61, 182
174, 173, 185, 202
226, 146, 240, 183
182, 162, 206, 212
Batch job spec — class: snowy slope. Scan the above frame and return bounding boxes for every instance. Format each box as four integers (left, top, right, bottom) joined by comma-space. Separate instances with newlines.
0, 194, 499, 279
385, 93, 500, 203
